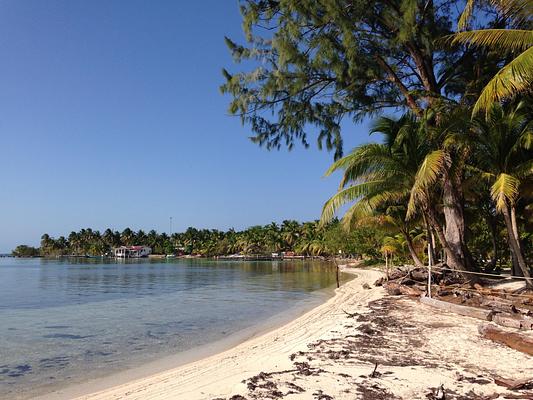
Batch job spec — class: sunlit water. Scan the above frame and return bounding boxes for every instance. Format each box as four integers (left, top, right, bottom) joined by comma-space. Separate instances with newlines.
0, 257, 343, 399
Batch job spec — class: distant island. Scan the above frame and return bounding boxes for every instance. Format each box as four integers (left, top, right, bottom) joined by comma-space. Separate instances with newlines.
12, 220, 389, 260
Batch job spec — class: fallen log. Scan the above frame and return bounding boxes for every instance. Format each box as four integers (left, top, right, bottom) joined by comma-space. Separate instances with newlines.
478, 323, 533, 356
410, 270, 429, 282
420, 297, 493, 320
388, 271, 407, 281
494, 376, 533, 390
399, 285, 424, 297
492, 313, 533, 331
412, 283, 427, 292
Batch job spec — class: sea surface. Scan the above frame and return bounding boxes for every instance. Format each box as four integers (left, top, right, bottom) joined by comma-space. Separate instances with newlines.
0, 257, 343, 399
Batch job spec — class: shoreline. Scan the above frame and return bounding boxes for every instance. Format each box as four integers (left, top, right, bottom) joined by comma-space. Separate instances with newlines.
34, 267, 533, 400
31, 270, 353, 400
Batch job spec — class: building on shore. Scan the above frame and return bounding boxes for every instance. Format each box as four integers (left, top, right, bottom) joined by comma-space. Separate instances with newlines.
113, 246, 152, 258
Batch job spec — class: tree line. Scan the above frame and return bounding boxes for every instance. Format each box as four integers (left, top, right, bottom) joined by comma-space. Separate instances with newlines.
222, 0, 533, 285
14, 221, 392, 259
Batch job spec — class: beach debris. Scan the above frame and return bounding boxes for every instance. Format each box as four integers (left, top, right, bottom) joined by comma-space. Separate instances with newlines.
420, 297, 494, 320
294, 361, 323, 376
478, 323, 533, 356
285, 382, 305, 394
356, 383, 400, 399
363, 282, 372, 290
493, 376, 533, 390
312, 390, 333, 400
342, 309, 358, 318
426, 384, 446, 399
370, 362, 381, 378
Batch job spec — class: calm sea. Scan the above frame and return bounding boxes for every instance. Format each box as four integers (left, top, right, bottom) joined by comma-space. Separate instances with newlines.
0, 257, 342, 399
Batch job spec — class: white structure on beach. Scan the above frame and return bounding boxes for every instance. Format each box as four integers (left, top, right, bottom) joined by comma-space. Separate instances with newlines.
113, 246, 152, 258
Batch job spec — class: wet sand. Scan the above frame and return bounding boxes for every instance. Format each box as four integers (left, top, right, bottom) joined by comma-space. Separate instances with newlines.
35, 267, 533, 400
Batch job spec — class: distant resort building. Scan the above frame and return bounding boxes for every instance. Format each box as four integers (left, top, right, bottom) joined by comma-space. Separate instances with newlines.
113, 246, 151, 258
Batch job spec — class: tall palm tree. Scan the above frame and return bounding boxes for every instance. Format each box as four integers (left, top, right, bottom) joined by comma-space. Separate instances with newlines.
320, 114, 431, 268
322, 111, 480, 275
449, 0, 533, 114
470, 101, 532, 284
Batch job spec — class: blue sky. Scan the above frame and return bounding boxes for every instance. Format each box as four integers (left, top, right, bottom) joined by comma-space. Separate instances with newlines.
0, 0, 370, 252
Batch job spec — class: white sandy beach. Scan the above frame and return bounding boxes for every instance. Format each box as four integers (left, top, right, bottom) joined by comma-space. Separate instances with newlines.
36, 267, 532, 400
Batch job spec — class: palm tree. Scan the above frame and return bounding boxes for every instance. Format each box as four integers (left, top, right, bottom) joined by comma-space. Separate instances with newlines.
449, 0, 533, 114
320, 114, 432, 268
322, 110, 483, 275
470, 101, 532, 285
281, 220, 301, 250
120, 228, 135, 246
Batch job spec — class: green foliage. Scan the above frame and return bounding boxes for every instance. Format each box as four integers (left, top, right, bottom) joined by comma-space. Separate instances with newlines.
222, 0, 502, 158
30, 220, 390, 260
12, 245, 40, 257
449, 0, 533, 114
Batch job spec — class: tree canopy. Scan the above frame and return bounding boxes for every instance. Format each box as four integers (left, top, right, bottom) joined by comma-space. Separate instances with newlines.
221, 0, 501, 158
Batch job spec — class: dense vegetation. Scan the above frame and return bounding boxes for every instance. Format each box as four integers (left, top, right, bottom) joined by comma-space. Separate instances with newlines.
222, 0, 533, 284
20, 221, 391, 259
12, 245, 40, 257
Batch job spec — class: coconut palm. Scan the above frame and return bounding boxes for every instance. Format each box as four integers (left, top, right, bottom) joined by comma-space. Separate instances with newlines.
320, 114, 433, 268
449, 0, 533, 114
322, 109, 483, 274
470, 101, 532, 284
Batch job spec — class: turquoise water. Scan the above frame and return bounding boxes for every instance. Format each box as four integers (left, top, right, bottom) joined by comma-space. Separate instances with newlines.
0, 258, 340, 399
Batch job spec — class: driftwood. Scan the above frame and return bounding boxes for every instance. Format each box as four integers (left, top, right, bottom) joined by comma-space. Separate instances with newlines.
478, 324, 533, 356
492, 313, 533, 331
399, 285, 424, 297
494, 376, 533, 390
420, 297, 493, 320
480, 298, 518, 314
374, 277, 385, 287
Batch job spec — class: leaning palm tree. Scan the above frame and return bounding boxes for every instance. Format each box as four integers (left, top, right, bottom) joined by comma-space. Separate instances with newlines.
449, 0, 533, 114
322, 110, 481, 275
320, 114, 430, 269
470, 101, 532, 285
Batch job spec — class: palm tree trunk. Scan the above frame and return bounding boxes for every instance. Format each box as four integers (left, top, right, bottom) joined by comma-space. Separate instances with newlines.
424, 205, 480, 283
511, 206, 522, 251
401, 231, 424, 268
483, 214, 498, 273
502, 204, 532, 287
442, 176, 477, 272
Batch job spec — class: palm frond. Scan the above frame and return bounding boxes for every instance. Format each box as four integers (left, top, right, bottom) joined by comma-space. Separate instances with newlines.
491, 0, 533, 25
490, 173, 521, 212
458, 0, 476, 30
406, 150, 448, 218
320, 181, 384, 225
447, 29, 533, 52
474, 47, 533, 114
513, 159, 533, 178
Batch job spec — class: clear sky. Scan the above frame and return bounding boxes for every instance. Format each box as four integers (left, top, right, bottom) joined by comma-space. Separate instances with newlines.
0, 0, 370, 252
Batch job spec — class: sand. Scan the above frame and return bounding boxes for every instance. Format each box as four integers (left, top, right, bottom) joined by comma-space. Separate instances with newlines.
36, 267, 532, 400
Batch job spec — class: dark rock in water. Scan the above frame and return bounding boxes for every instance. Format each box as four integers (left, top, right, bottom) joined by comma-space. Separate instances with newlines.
43, 333, 91, 340
84, 350, 113, 358
44, 325, 71, 329
6, 364, 32, 377
39, 356, 70, 369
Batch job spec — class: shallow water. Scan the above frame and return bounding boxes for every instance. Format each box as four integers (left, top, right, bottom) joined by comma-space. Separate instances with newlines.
0, 257, 341, 399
